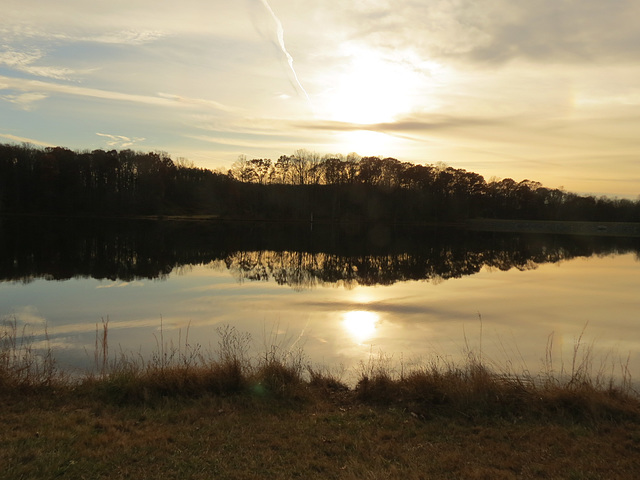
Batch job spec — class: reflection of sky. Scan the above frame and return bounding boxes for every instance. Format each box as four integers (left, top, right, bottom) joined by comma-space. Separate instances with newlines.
1, 254, 639, 382
342, 311, 380, 344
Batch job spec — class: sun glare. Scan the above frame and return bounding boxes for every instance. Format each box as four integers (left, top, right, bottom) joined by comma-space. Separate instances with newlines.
342, 310, 380, 343
319, 46, 421, 125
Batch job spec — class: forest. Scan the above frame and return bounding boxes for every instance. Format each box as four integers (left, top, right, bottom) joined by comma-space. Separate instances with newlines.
1, 143, 639, 222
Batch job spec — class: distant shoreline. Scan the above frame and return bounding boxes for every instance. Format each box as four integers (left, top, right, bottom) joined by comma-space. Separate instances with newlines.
466, 218, 640, 237
4, 212, 640, 237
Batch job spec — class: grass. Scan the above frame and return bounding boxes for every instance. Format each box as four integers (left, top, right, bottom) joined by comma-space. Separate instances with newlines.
0, 317, 59, 390
2, 318, 640, 479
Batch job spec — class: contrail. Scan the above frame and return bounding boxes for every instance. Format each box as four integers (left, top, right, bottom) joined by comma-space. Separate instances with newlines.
258, 0, 311, 104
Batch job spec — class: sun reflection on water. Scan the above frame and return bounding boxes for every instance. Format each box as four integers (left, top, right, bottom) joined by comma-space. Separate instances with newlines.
342, 310, 380, 344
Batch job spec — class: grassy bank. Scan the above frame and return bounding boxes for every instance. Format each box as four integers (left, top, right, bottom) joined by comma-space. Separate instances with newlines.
2, 321, 640, 479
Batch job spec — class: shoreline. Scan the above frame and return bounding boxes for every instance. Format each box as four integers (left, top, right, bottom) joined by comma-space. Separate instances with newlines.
466, 218, 640, 237
5, 212, 640, 237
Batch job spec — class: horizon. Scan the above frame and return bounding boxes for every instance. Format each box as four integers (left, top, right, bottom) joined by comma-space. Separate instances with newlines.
2, 1, 640, 199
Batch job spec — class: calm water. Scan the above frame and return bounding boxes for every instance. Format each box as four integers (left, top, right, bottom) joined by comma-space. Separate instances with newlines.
1, 217, 639, 382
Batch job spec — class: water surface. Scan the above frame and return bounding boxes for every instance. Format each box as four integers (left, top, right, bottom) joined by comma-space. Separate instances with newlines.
1, 218, 639, 382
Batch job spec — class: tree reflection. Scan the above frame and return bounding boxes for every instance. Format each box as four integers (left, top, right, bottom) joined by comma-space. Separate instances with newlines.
1, 217, 639, 288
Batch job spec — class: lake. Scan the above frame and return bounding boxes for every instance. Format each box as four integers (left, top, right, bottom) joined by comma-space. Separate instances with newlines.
1, 217, 639, 384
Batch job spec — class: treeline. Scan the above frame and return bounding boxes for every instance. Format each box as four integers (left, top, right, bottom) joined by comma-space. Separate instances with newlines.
1, 143, 639, 222
0, 144, 227, 215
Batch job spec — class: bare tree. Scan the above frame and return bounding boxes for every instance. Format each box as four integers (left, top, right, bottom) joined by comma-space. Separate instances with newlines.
229, 155, 255, 183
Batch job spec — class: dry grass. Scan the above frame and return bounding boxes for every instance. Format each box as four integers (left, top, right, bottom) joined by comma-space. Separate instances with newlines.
2, 319, 640, 479
79, 323, 313, 405
355, 323, 639, 424
0, 316, 61, 390
2, 317, 638, 420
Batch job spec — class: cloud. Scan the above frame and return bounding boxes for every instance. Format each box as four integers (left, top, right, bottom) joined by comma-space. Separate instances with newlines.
95, 281, 144, 289
334, 0, 640, 65
74, 30, 165, 46
186, 131, 318, 153
291, 114, 530, 147
1, 17, 166, 47
0, 46, 87, 80
0, 132, 53, 146
0, 75, 164, 106
296, 298, 449, 317
0, 75, 235, 112
156, 93, 240, 114
0, 48, 42, 68
295, 107, 640, 152
96, 133, 146, 149
7, 305, 47, 326
0, 92, 49, 110
1, 1, 250, 43
464, 1, 640, 64
296, 114, 509, 133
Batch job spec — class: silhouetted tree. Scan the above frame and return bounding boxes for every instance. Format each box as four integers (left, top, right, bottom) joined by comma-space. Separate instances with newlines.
1, 143, 639, 223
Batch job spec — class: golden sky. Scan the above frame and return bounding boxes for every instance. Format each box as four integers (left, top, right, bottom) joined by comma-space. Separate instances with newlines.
2, 0, 639, 197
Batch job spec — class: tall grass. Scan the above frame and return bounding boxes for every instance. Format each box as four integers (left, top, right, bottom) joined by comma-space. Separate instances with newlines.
81, 322, 312, 404
1, 317, 638, 422
355, 323, 638, 423
0, 316, 59, 389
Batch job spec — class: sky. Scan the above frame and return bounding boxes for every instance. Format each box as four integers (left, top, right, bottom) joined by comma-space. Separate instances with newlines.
1, 0, 640, 198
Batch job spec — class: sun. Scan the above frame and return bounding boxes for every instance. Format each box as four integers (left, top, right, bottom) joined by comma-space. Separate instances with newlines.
342, 310, 380, 343
318, 46, 421, 125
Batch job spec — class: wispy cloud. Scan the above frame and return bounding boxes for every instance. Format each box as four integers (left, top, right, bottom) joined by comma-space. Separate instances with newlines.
74, 30, 165, 45
156, 93, 240, 114
0, 75, 166, 106
96, 133, 146, 149
295, 110, 640, 150
291, 114, 526, 147
8, 305, 47, 326
0, 47, 84, 80
0, 92, 49, 110
0, 48, 42, 68
95, 281, 144, 289
0, 75, 233, 112
0, 132, 53, 146
295, 114, 509, 133
1, 1, 248, 44
186, 132, 316, 153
